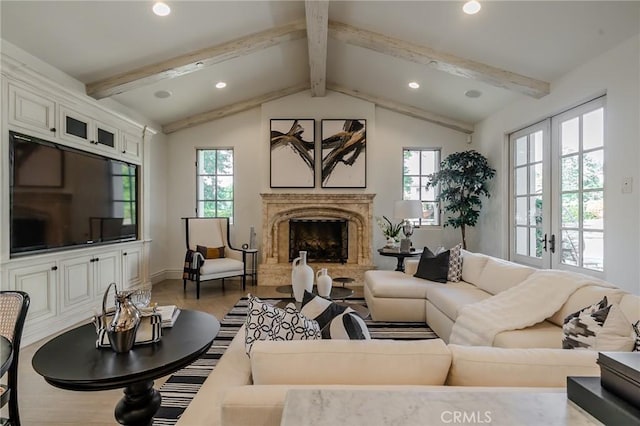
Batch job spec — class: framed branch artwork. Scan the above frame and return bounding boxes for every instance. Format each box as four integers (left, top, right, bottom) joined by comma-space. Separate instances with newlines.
270, 119, 315, 188
321, 119, 366, 188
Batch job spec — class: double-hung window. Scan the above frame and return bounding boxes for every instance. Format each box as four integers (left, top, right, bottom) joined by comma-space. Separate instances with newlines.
196, 149, 234, 221
403, 148, 440, 226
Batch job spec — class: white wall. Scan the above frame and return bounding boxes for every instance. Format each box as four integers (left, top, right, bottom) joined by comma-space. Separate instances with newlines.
165, 90, 469, 274
148, 131, 168, 282
473, 35, 640, 294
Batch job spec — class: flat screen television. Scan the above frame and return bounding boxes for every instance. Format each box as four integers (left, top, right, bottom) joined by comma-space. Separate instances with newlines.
9, 131, 139, 256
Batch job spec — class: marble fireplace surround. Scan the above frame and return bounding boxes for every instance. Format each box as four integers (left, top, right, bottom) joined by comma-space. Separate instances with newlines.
259, 193, 376, 286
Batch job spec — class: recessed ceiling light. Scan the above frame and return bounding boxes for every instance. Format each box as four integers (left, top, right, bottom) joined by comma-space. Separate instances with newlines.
408, 82, 420, 89
463, 0, 481, 15
153, 2, 171, 16
465, 89, 482, 98
215, 81, 227, 89
154, 90, 172, 99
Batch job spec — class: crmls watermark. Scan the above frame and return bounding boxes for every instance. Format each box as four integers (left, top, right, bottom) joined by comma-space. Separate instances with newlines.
440, 411, 492, 424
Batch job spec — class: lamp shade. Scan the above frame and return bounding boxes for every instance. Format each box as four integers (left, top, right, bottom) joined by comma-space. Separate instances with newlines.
394, 200, 423, 219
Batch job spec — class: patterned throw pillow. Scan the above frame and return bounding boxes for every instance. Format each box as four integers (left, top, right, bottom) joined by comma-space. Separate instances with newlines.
244, 295, 285, 355
300, 290, 349, 329
196, 245, 225, 259
563, 297, 636, 351
323, 310, 371, 340
269, 303, 321, 342
447, 243, 463, 282
300, 291, 370, 340
414, 247, 450, 283
633, 321, 640, 352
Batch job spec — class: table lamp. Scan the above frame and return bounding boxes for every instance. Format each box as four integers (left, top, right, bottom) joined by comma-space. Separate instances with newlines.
394, 200, 423, 252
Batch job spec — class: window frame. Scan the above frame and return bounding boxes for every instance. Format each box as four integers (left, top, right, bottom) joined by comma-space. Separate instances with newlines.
402, 147, 441, 227
195, 148, 234, 222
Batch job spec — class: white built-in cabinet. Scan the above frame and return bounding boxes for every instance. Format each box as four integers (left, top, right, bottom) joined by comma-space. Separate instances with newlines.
4, 243, 144, 345
7, 81, 142, 164
1, 61, 150, 347
8, 83, 57, 137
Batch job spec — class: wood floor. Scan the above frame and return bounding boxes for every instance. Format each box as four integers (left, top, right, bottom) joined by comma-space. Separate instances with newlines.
9, 278, 363, 426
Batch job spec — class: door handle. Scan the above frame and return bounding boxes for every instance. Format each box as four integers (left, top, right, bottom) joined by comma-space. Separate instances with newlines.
549, 234, 556, 253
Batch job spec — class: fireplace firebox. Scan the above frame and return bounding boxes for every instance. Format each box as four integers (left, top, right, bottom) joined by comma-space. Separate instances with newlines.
289, 219, 348, 263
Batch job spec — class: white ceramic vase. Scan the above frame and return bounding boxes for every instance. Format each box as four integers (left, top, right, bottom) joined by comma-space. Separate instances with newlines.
291, 251, 314, 302
316, 268, 333, 298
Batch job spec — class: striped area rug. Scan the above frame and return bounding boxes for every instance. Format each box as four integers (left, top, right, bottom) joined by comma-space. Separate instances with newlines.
152, 297, 437, 425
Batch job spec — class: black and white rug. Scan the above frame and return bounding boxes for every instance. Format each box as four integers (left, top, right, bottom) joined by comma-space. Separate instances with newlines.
152, 297, 437, 425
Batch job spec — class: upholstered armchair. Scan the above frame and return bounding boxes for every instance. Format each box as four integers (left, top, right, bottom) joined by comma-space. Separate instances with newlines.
182, 217, 247, 299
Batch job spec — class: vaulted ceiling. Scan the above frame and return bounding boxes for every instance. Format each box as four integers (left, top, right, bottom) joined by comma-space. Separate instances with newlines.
2, 1, 639, 134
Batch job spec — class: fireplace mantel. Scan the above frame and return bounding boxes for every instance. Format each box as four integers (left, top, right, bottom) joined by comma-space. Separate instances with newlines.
259, 193, 376, 286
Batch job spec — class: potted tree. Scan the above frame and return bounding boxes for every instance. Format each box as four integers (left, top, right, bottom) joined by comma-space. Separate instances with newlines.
426, 150, 496, 249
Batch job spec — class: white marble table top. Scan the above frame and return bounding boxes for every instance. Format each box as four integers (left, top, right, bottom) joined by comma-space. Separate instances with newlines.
280, 389, 602, 426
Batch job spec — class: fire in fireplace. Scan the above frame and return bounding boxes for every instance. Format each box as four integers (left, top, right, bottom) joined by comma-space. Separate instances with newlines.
289, 219, 348, 263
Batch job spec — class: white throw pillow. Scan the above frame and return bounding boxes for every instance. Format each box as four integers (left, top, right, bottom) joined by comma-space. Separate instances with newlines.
323, 311, 371, 340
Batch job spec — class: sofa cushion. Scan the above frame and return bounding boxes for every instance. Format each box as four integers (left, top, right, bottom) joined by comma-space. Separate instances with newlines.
474, 258, 535, 295
493, 321, 562, 349
364, 270, 437, 299
548, 285, 626, 327
200, 257, 244, 275
618, 293, 639, 325
446, 344, 599, 387
460, 250, 490, 285
426, 283, 492, 321
250, 339, 451, 386
414, 248, 450, 283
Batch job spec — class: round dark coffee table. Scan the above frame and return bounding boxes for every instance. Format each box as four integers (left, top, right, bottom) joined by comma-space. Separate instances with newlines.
32, 310, 220, 426
275, 285, 354, 300
378, 248, 423, 272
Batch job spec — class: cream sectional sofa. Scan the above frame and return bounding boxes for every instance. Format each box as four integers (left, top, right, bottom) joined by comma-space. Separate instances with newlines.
364, 250, 640, 348
177, 333, 600, 426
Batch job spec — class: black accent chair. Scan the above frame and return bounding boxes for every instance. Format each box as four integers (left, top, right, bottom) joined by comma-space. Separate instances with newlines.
0, 291, 30, 426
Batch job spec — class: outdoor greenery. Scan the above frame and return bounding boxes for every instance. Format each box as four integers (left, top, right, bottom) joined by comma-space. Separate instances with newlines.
426, 150, 496, 249
198, 149, 233, 219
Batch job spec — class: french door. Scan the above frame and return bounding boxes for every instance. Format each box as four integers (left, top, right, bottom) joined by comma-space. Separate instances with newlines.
510, 96, 605, 275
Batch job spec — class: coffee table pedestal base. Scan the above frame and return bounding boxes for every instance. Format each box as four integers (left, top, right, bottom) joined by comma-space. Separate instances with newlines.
115, 380, 162, 426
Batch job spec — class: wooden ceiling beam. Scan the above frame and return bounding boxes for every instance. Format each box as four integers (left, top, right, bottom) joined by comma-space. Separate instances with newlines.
327, 83, 474, 134
162, 83, 310, 134
305, 0, 329, 97
86, 20, 307, 99
328, 21, 550, 99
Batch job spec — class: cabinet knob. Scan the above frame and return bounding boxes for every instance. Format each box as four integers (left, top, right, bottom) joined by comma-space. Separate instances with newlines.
122, 150, 126, 154
51, 266, 58, 271
50, 127, 56, 132
95, 257, 100, 262
123, 252, 128, 256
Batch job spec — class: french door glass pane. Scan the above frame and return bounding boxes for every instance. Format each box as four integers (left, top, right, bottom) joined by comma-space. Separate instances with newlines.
561, 230, 580, 266
516, 227, 527, 255
583, 150, 604, 189
516, 197, 527, 225
583, 191, 603, 229
529, 163, 543, 194
562, 155, 579, 191
561, 118, 579, 154
583, 231, 604, 271
583, 108, 604, 150
530, 196, 542, 226
516, 167, 527, 195
561, 193, 579, 228
529, 228, 538, 257
531, 131, 543, 162
516, 137, 528, 166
